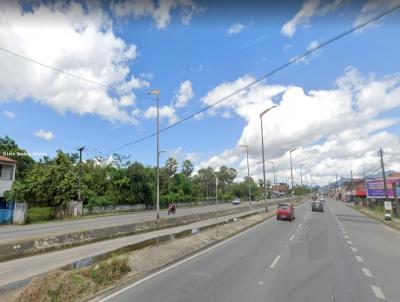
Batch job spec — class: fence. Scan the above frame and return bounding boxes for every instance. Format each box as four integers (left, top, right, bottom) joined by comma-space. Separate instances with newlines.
0, 202, 14, 224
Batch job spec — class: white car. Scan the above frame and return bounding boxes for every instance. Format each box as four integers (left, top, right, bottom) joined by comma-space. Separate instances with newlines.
232, 198, 241, 205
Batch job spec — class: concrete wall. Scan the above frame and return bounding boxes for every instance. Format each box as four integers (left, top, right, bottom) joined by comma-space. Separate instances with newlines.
13, 202, 27, 225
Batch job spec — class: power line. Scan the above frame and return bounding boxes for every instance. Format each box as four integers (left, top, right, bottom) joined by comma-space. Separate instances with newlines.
105, 5, 400, 155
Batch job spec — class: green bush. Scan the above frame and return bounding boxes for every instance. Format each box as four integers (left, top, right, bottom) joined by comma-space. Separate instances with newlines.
87, 196, 113, 208
27, 207, 54, 223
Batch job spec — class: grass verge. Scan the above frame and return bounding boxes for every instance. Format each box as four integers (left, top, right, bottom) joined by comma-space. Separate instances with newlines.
14, 256, 130, 302
348, 203, 400, 231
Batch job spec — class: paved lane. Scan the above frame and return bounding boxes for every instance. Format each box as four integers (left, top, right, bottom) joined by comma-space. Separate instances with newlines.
100, 199, 395, 302
329, 199, 400, 301
0, 201, 273, 243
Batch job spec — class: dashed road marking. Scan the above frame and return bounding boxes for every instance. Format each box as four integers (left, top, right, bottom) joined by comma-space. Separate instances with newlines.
258, 281, 264, 285
350, 247, 357, 253
355, 255, 364, 263
362, 267, 373, 278
344, 235, 349, 239
289, 234, 295, 241
270, 255, 281, 269
298, 224, 302, 228
347, 240, 353, 245
0, 269, 13, 274
371, 285, 386, 300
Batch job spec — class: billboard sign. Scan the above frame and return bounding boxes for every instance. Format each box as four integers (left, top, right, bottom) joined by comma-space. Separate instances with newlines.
366, 178, 400, 199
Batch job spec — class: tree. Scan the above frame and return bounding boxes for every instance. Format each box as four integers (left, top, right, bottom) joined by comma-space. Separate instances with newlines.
182, 159, 194, 178
216, 166, 237, 192
0, 136, 35, 180
164, 157, 178, 177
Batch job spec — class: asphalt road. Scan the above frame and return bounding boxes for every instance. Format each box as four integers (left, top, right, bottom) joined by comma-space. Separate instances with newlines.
0, 201, 269, 243
100, 199, 400, 302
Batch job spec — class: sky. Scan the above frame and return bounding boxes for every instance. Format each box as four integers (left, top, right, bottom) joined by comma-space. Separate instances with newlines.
1, 0, 400, 186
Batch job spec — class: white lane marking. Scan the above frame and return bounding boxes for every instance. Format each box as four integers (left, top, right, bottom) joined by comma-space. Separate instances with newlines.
298, 224, 302, 228
362, 268, 373, 278
371, 285, 386, 300
350, 247, 357, 253
289, 234, 295, 241
304, 217, 307, 220
56, 253, 79, 260
344, 235, 349, 239
0, 269, 13, 274
97, 208, 282, 302
347, 240, 353, 245
355, 256, 364, 263
258, 281, 264, 285
270, 255, 281, 269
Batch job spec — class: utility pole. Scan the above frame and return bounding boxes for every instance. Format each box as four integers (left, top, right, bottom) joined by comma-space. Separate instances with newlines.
215, 176, 219, 236
379, 148, 388, 200
78, 146, 85, 202
350, 170, 353, 202
392, 181, 399, 219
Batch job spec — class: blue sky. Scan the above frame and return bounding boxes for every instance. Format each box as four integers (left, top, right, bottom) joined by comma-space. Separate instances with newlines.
1, 0, 400, 184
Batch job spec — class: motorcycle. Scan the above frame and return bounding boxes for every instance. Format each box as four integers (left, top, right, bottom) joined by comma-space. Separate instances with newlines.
168, 204, 176, 215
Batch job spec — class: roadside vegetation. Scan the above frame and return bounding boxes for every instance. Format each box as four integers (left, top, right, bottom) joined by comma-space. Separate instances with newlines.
1, 136, 277, 221
15, 256, 130, 302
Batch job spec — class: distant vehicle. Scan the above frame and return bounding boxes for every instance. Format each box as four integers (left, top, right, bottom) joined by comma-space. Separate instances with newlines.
276, 203, 295, 221
319, 198, 325, 203
311, 201, 324, 212
311, 195, 318, 201
232, 198, 241, 205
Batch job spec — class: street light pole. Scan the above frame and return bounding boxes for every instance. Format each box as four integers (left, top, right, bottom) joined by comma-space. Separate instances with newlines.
147, 89, 161, 219
260, 105, 277, 212
289, 148, 298, 192
239, 144, 251, 207
78, 146, 85, 202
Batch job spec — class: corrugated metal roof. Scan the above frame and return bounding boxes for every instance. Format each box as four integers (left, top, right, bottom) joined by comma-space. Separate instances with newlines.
0, 155, 17, 163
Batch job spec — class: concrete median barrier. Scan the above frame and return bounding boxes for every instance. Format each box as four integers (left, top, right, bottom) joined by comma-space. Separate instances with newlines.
0, 198, 297, 262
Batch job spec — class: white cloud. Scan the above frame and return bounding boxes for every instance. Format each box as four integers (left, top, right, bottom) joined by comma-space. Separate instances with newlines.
144, 105, 178, 125
354, 0, 400, 28
110, 0, 203, 29
295, 39, 321, 64
0, 1, 149, 124
227, 23, 245, 35
34, 129, 54, 141
199, 67, 400, 185
281, 0, 345, 38
175, 80, 194, 108
2, 110, 15, 118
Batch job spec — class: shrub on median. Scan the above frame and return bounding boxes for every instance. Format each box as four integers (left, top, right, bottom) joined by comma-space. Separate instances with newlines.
15, 256, 130, 302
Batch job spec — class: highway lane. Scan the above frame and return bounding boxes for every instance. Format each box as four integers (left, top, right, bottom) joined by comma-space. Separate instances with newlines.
100, 199, 396, 302
0, 200, 273, 243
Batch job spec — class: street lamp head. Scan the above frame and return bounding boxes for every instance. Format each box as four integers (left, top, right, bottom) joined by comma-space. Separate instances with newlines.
289, 147, 298, 153
260, 104, 278, 118
239, 144, 248, 149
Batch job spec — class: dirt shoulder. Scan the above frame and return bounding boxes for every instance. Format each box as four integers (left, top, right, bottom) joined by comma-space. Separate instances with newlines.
347, 203, 400, 231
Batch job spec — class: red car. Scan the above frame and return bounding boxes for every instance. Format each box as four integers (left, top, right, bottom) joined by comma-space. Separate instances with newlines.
276, 203, 295, 221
